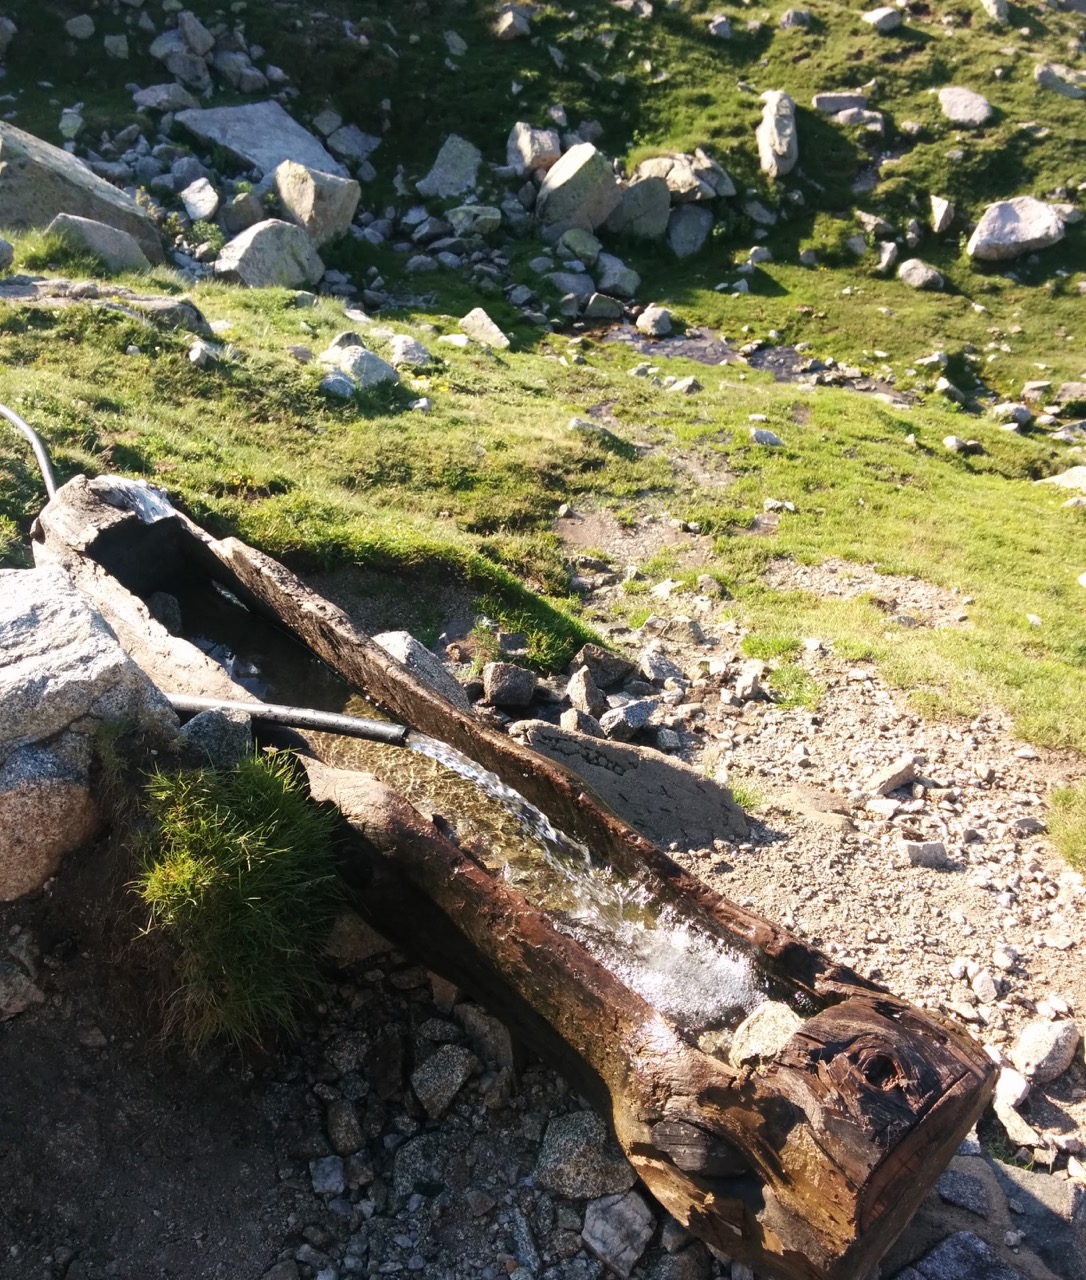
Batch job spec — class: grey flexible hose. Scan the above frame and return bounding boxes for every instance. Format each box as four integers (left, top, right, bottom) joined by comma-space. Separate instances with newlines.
0, 403, 57, 499
166, 693, 410, 747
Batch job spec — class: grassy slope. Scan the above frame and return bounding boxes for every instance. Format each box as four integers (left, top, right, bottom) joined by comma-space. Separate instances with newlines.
1, 1, 1084, 746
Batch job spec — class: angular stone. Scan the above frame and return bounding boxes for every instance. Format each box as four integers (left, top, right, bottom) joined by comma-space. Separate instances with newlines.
514, 719, 748, 848
636, 304, 672, 336
596, 252, 640, 299
936, 1169, 990, 1216
46, 213, 150, 274
309, 1155, 345, 1196
459, 307, 509, 349
599, 698, 656, 741
729, 1001, 802, 1065
273, 160, 359, 247
410, 1043, 478, 1119
582, 1190, 656, 1279
966, 197, 1065, 261
1009, 1019, 1080, 1083
319, 344, 399, 390
176, 101, 346, 179
0, 957, 46, 1018
536, 143, 621, 230
606, 177, 671, 239
416, 134, 481, 199
913, 1231, 1029, 1280
132, 83, 198, 113
0, 122, 162, 262
756, 90, 798, 179
667, 204, 713, 258
570, 644, 635, 689
870, 754, 916, 796
862, 6, 902, 32
812, 91, 867, 114
938, 86, 994, 127
482, 661, 536, 707
325, 124, 381, 164
447, 205, 501, 237
568, 666, 608, 719
385, 334, 433, 370
506, 121, 562, 174
897, 258, 944, 289
535, 1110, 637, 1199
931, 195, 955, 233
1034, 62, 1086, 98
373, 631, 469, 710
979, 0, 1008, 22
901, 839, 950, 869
178, 708, 251, 769
215, 220, 324, 288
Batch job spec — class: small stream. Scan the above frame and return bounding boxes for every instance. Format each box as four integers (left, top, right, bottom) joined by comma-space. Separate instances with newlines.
175, 575, 822, 1049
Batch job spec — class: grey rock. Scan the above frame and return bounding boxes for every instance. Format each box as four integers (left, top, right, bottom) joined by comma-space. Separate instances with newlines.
897, 258, 944, 290
636, 305, 672, 336
535, 1110, 637, 1199
221, 191, 264, 236
931, 195, 955, 233
320, 371, 356, 399
936, 1169, 990, 1216
215, 220, 324, 288
667, 204, 713, 258
966, 197, 1065, 261
1009, 1019, 1080, 1083
584, 292, 624, 319
44, 213, 151, 275
582, 1190, 656, 1279
570, 644, 636, 689
103, 34, 129, 59
65, 14, 95, 39
176, 101, 346, 179
416, 134, 481, 199
596, 252, 640, 299
454, 1003, 515, 1070
812, 91, 867, 113
326, 124, 381, 164
0, 235, 17, 271
546, 271, 595, 303
606, 178, 671, 239
876, 240, 899, 274
568, 666, 608, 718
482, 661, 536, 707
938, 86, 994, 127
410, 1043, 478, 1118
507, 122, 562, 174
447, 205, 502, 237
599, 698, 657, 740
385, 335, 433, 370
979, 0, 1008, 22
756, 90, 798, 179
319, 343, 398, 389
780, 8, 811, 27
536, 143, 621, 230
729, 1001, 802, 1065
178, 708, 252, 769
750, 427, 784, 446
459, 307, 509, 349
912, 1231, 1029, 1280
133, 83, 199, 113
1034, 62, 1086, 98
514, 720, 749, 848
373, 631, 468, 710
862, 6, 902, 32
0, 122, 163, 263
309, 1155, 345, 1196
902, 839, 951, 869
708, 13, 732, 37
180, 177, 219, 222
649, 1243, 711, 1280
0, 958, 45, 1019
273, 160, 359, 247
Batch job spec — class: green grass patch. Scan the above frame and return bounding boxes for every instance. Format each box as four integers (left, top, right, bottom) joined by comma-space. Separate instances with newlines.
1048, 783, 1086, 870
740, 631, 803, 661
768, 663, 825, 711
134, 752, 342, 1051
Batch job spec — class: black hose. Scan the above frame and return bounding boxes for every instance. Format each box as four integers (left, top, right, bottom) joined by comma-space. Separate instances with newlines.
0, 403, 58, 500
165, 693, 410, 747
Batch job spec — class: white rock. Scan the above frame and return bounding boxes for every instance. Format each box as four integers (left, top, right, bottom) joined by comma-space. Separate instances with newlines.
897, 258, 944, 290
46, 213, 150, 274
708, 14, 732, 37
64, 15, 95, 39
180, 177, 219, 222
215, 220, 324, 288
536, 143, 621, 230
636, 305, 672, 337
938, 86, 994, 127
756, 90, 798, 179
995, 1066, 1030, 1109
930, 195, 954, 233
729, 1001, 802, 1065
506, 121, 562, 175
862, 7, 901, 33
966, 196, 1065, 261
273, 160, 360, 247
979, 0, 1008, 22
459, 307, 510, 349
175, 101, 346, 180
812, 91, 867, 114
416, 134, 481, 199
387, 334, 432, 369
1009, 1019, 1080, 1083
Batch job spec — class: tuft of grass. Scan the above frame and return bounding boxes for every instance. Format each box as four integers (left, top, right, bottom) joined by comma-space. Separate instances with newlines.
1048, 783, 1086, 869
14, 228, 109, 277
728, 779, 765, 815
741, 631, 802, 661
769, 663, 825, 711
134, 751, 342, 1051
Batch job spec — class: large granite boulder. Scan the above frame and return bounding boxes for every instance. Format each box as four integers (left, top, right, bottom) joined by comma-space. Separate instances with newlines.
0, 122, 163, 263
46, 213, 150, 274
214, 219, 324, 288
535, 143, 621, 230
0, 565, 175, 900
506, 122, 562, 175
966, 196, 1066, 260
606, 177, 671, 239
667, 204, 714, 258
175, 101, 346, 179
273, 160, 360, 247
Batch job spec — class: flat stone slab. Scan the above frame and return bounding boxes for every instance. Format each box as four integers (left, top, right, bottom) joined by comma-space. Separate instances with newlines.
511, 719, 748, 848
175, 101, 346, 179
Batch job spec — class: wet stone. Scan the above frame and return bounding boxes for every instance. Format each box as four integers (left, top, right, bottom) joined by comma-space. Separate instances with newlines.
936, 1168, 990, 1217
534, 1109, 637, 1199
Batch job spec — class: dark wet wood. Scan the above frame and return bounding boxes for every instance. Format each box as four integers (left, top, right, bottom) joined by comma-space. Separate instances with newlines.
34, 479, 999, 1280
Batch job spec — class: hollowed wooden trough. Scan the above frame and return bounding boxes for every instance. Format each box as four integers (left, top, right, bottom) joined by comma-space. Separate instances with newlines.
33, 476, 997, 1280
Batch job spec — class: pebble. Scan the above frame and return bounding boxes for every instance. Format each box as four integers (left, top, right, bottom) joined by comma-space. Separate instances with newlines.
1009, 1020, 1080, 1083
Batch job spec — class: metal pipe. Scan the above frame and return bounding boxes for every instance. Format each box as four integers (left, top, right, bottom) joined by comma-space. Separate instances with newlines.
0, 403, 58, 500
165, 693, 411, 747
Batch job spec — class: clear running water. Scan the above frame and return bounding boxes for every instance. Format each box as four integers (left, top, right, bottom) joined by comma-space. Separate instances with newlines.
175, 576, 819, 1046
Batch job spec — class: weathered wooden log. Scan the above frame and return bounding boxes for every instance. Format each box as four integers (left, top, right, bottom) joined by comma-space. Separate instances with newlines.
32, 477, 998, 1280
